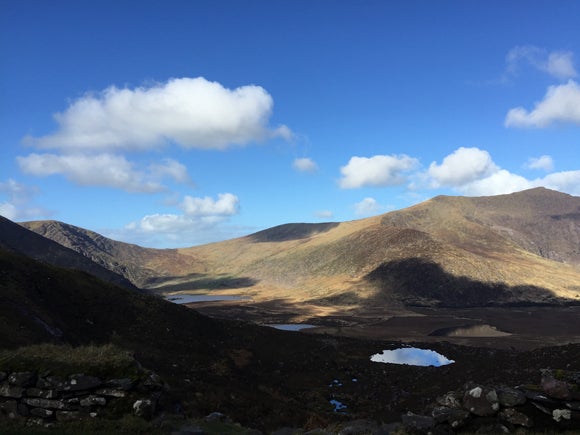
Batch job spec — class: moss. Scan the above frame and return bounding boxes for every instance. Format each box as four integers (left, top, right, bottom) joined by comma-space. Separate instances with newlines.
0, 343, 141, 379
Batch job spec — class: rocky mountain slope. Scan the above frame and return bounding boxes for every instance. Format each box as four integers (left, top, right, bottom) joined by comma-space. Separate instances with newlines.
19, 188, 580, 308
20, 220, 195, 288
0, 216, 135, 290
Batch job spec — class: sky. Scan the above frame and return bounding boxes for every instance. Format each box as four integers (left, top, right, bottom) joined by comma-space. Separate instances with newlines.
1, 1, 580, 248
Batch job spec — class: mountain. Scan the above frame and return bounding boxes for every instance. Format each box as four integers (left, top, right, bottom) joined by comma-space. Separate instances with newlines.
19, 188, 580, 308
175, 187, 580, 307
0, 216, 136, 290
20, 220, 196, 288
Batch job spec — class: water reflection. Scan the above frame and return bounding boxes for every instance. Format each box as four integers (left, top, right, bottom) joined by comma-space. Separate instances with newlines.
165, 294, 247, 304
265, 324, 316, 331
370, 348, 454, 367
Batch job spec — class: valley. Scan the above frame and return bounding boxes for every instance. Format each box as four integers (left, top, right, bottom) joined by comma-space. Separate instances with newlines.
3, 187, 580, 433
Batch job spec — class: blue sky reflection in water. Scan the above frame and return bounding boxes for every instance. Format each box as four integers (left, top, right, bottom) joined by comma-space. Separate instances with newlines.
370, 348, 455, 367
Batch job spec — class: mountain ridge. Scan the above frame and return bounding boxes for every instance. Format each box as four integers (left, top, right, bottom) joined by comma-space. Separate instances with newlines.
16, 187, 580, 308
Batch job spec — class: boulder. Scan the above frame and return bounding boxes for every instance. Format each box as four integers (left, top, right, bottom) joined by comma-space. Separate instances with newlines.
496, 386, 526, 407
462, 386, 499, 417
431, 406, 470, 428
436, 391, 462, 409
552, 408, 572, 423
60, 374, 102, 392
401, 411, 435, 431
80, 395, 107, 407
8, 372, 37, 387
95, 388, 126, 398
541, 370, 572, 400
22, 398, 66, 410
0, 384, 25, 399
498, 408, 533, 427
133, 399, 155, 420
30, 408, 54, 418
26, 388, 58, 399
104, 378, 135, 391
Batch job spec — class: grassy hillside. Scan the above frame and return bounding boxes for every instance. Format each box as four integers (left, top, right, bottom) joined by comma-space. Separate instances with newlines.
19, 188, 580, 308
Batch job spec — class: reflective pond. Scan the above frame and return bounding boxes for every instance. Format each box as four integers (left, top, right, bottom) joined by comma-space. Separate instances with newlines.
165, 294, 247, 304
265, 324, 317, 331
370, 347, 454, 367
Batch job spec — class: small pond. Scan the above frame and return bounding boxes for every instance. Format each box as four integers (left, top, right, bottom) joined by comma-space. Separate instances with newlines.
370, 347, 454, 367
165, 294, 248, 304
265, 324, 317, 331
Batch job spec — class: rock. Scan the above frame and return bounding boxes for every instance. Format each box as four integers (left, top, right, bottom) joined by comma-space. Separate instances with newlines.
496, 386, 526, 407
553, 408, 572, 422
26, 388, 58, 399
95, 388, 126, 397
0, 383, 25, 399
143, 372, 164, 389
80, 395, 107, 407
8, 372, 37, 387
61, 374, 102, 392
104, 378, 135, 390
566, 401, 580, 411
436, 391, 462, 408
463, 386, 499, 417
133, 399, 155, 420
36, 376, 64, 389
0, 400, 19, 419
30, 408, 54, 418
22, 398, 66, 409
337, 419, 379, 435
542, 370, 572, 400
0, 372, 7, 382
432, 406, 470, 428
401, 411, 435, 431
499, 408, 533, 427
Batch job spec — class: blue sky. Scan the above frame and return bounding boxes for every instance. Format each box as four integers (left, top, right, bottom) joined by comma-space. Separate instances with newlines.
2, 1, 580, 248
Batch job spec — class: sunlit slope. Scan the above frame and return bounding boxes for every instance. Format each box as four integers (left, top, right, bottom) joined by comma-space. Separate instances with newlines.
19, 188, 580, 307
179, 188, 580, 306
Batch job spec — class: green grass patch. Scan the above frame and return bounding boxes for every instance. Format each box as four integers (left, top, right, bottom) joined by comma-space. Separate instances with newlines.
0, 343, 140, 379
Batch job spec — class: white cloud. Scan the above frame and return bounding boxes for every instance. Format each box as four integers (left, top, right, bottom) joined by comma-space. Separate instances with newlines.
314, 210, 334, 219
25, 77, 291, 151
293, 157, 318, 173
542, 170, 580, 196
149, 158, 191, 184
428, 147, 497, 187
180, 193, 239, 217
506, 45, 577, 80
426, 147, 580, 197
17, 153, 190, 193
0, 202, 18, 220
459, 170, 532, 196
526, 155, 554, 171
546, 51, 578, 80
0, 179, 52, 220
505, 80, 580, 127
339, 154, 419, 189
120, 192, 241, 247
354, 197, 381, 217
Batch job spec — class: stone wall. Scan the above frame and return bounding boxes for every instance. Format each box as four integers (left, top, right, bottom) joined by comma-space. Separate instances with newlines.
0, 370, 163, 428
